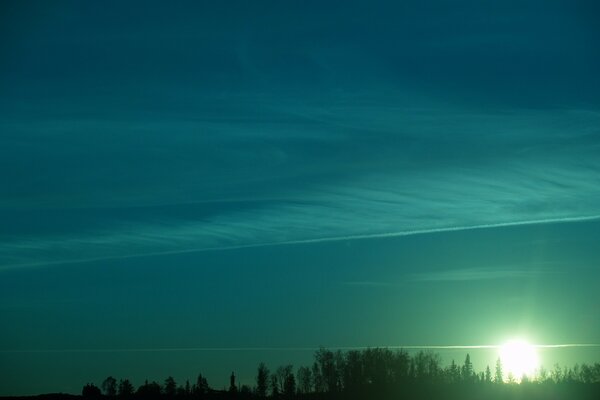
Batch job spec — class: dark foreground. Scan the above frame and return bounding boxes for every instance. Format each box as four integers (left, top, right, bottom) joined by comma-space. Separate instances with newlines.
3, 348, 599, 400
3, 382, 600, 400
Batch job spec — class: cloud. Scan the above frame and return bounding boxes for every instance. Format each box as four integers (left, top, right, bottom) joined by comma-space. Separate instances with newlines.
407, 267, 560, 282
1, 104, 600, 269
2, 343, 599, 353
2, 214, 599, 271
340, 281, 400, 288
342, 264, 562, 287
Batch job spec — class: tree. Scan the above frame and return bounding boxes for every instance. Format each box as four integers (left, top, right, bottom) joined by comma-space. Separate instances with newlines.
297, 366, 312, 394
275, 365, 294, 394
478, 372, 485, 382
342, 350, 363, 390
82, 383, 101, 398
229, 372, 237, 394
579, 364, 594, 383
270, 373, 279, 398
136, 380, 161, 398
311, 362, 323, 393
118, 379, 134, 399
552, 364, 563, 383
314, 348, 340, 393
102, 376, 117, 397
447, 360, 460, 383
194, 373, 209, 397
461, 354, 473, 381
240, 385, 252, 398
495, 358, 504, 383
392, 349, 411, 383
484, 365, 492, 383
507, 371, 515, 384
256, 363, 270, 398
412, 351, 429, 380
164, 376, 177, 397
283, 370, 296, 398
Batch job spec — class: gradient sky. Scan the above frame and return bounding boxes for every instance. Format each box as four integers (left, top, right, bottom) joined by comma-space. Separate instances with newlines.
1, 0, 600, 395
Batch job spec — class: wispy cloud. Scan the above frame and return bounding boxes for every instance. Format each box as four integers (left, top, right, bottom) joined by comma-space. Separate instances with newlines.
340, 281, 400, 288
2, 344, 599, 353
1, 105, 600, 269
2, 214, 599, 271
342, 264, 561, 287
407, 267, 560, 282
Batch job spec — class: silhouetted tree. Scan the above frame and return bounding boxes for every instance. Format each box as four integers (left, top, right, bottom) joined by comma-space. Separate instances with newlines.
412, 351, 429, 380
552, 364, 564, 383
342, 350, 364, 391
82, 383, 101, 398
176, 385, 188, 398
283, 371, 296, 398
447, 360, 460, 383
77, 348, 600, 400
592, 363, 600, 382
274, 365, 294, 395
507, 371, 515, 384
591, 362, 600, 382
314, 348, 341, 393
580, 363, 595, 383
256, 363, 270, 398
137, 380, 161, 398
102, 376, 117, 397
461, 354, 474, 381
118, 379, 134, 399
392, 349, 412, 383
484, 365, 492, 383
229, 371, 237, 394
270, 373, 279, 398
239, 385, 252, 399
194, 373, 209, 397
421, 351, 441, 380
164, 376, 177, 397
311, 362, 323, 393
495, 357, 503, 383
296, 366, 312, 394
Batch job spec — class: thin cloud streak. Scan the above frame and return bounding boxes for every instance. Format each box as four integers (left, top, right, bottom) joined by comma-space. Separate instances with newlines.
2, 344, 600, 353
407, 267, 560, 282
341, 281, 400, 287
2, 214, 600, 270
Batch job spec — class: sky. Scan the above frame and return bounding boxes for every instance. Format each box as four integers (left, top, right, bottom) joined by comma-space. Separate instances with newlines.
1, 0, 600, 395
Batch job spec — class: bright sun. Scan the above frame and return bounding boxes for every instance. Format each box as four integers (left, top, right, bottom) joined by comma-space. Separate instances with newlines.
499, 339, 539, 381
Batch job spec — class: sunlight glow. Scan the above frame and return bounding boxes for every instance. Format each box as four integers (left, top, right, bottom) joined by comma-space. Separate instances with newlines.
500, 339, 539, 381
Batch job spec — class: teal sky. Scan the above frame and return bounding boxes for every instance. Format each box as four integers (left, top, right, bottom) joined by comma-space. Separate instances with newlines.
1, 0, 600, 395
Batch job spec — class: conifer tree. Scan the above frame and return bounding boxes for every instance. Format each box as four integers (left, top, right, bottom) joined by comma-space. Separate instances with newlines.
462, 354, 473, 381
256, 363, 270, 398
495, 358, 504, 383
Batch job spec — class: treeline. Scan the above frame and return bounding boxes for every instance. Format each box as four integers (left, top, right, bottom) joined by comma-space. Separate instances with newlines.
81, 348, 600, 400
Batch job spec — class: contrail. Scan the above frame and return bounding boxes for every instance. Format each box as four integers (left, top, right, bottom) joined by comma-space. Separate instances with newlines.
3, 214, 600, 270
2, 344, 600, 353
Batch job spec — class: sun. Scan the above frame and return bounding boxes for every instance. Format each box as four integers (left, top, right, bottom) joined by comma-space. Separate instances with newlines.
499, 339, 539, 381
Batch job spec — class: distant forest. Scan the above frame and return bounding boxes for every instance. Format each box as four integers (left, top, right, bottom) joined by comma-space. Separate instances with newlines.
47, 348, 600, 400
